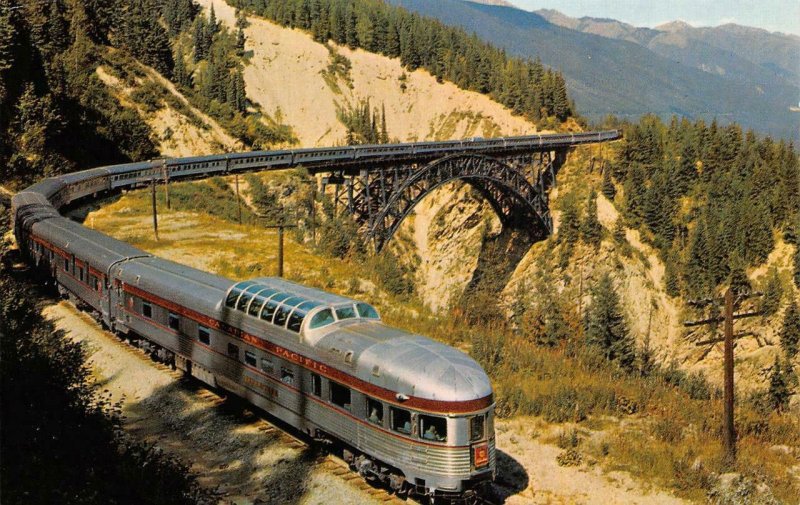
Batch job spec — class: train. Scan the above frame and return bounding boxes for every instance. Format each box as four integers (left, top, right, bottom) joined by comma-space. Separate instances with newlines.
11, 131, 620, 501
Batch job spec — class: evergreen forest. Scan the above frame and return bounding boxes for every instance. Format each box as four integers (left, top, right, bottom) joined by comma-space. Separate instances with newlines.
600, 115, 799, 298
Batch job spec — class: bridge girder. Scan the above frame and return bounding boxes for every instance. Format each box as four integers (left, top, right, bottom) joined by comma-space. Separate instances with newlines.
321, 149, 569, 251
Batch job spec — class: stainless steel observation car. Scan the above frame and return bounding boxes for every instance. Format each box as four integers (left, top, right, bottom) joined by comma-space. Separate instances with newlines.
12, 130, 620, 501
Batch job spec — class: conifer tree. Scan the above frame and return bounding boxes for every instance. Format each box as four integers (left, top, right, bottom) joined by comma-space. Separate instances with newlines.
794, 245, 800, 289
380, 103, 388, 143
551, 72, 570, 121
585, 273, 635, 371
760, 267, 783, 318
664, 253, 681, 297
601, 166, 616, 201
209, 4, 219, 35
119, 0, 174, 77
193, 16, 207, 62
727, 254, 751, 298
613, 219, 626, 244
172, 51, 192, 88
768, 357, 791, 412
581, 189, 602, 249
558, 196, 581, 248
780, 301, 800, 358
46, 0, 70, 55
236, 28, 246, 55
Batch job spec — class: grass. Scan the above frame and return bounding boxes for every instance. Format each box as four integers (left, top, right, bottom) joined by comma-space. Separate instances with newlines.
88, 173, 800, 503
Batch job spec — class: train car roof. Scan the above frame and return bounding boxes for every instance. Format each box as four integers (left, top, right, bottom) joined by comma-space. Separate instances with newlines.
12, 192, 61, 227
313, 320, 492, 403
59, 167, 109, 184
115, 256, 233, 315
20, 178, 66, 199
227, 277, 358, 308
167, 154, 226, 164
105, 161, 159, 174
33, 217, 147, 271
227, 149, 293, 159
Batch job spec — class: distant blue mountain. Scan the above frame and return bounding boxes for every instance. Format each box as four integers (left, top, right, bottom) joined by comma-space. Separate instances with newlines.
389, 0, 799, 141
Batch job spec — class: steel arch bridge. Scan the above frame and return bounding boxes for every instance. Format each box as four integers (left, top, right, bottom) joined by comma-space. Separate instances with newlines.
13, 130, 621, 254
321, 149, 568, 250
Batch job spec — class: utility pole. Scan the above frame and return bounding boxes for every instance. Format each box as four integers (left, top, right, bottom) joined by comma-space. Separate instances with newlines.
263, 223, 298, 277
256, 213, 298, 278
235, 173, 242, 224
684, 288, 762, 466
722, 289, 735, 464
162, 165, 171, 210
577, 264, 584, 321
300, 178, 317, 246
151, 178, 159, 241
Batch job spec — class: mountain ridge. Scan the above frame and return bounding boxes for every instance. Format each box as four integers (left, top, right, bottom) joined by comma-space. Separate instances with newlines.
396, 0, 799, 141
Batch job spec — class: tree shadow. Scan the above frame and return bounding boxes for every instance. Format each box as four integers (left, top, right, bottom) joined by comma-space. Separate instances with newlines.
64, 193, 124, 224
459, 225, 536, 316
123, 378, 317, 505
490, 449, 530, 503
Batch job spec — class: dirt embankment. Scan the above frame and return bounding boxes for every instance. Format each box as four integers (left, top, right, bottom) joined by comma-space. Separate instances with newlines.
195, 0, 536, 147
95, 62, 241, 157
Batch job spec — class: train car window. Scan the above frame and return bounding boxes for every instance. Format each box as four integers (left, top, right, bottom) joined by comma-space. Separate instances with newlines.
168, 312, 180, 331
329, 381, 351, 410
244, 351, 257, 367
355, 303, 379, 319
274, 305, 293, 327
470, 415, 485, 442
77, 266, 83, 282
261, 358, 274, 374
308, 309, 335, 329
420, 415, 447, 442
391, 408, 412, 435
142, 301, 153, 319
64, 258, 69, 271
261, 300, 280, 322
335, 305, 356, 320
286, 312, 304, 332
273, 297, 303, 327
367, 398, 383, 425
225, 289, 241, 308
198, 325, 210, 344
281, 368, 294, 385
311, 374, 322, 396
248, 296, 267, 317
237, 292, 255, 311
227, 343, 239, 359
286, 301, 318, 333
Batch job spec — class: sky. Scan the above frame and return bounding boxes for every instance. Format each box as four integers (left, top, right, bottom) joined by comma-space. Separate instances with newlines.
511, 0, 800, 36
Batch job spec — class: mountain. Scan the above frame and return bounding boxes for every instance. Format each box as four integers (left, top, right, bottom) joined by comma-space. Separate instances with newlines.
464, 0, 516, 6
538, 11, 800, 88
656, 21, 800, 84
394, 0, 799, 141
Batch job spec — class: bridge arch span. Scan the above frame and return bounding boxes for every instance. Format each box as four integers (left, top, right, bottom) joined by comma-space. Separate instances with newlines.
365, 153, 553, 251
